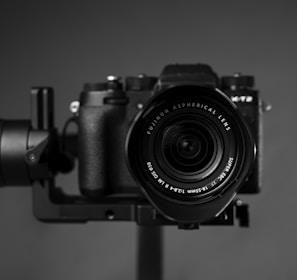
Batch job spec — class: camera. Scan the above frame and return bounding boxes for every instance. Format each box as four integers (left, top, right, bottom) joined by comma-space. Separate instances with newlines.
78, 64, 262, 224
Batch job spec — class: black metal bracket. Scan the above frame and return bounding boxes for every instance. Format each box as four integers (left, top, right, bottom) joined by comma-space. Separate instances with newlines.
32, 179, 249, 227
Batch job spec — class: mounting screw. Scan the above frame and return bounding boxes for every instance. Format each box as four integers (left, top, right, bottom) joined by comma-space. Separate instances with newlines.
28, 153, 37, 163
105, 210, 115, 220
236, 199, 244, 206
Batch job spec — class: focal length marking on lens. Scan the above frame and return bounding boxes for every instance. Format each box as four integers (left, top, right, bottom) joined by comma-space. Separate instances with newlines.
146, 157, 234, 196
146, 102, 231, 135
147, 161, 186, 194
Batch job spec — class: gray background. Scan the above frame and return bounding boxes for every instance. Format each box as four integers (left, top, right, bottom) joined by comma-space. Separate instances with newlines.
0, 1, 296, 279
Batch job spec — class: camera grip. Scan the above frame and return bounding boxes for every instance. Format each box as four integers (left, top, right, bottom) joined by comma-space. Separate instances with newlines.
78, 106, 108, 197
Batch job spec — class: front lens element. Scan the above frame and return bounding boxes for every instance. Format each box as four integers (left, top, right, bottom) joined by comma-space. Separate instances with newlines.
157, 116, 222, 182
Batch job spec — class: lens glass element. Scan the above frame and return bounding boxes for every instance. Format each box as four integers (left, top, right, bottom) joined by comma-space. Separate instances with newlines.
156, 116, 223, 182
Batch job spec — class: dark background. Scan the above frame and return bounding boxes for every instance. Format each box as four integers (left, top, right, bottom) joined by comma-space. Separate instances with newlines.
0, 1, 296, 279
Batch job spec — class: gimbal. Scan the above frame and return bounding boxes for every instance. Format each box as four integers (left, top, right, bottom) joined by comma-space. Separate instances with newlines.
0, 87, 251, 280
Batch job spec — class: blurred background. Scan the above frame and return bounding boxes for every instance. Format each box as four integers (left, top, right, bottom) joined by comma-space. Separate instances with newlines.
0, 1, 296, 279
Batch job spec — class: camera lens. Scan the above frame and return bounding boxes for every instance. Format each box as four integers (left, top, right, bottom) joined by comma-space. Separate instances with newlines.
126, 85, 255, 207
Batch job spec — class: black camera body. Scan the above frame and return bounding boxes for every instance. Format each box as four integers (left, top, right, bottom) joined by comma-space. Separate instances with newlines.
78, 76, 156, 198
78, 64, 262, 224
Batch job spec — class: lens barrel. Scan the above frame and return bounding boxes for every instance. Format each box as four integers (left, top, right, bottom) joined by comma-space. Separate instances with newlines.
126, 85, 255, 223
